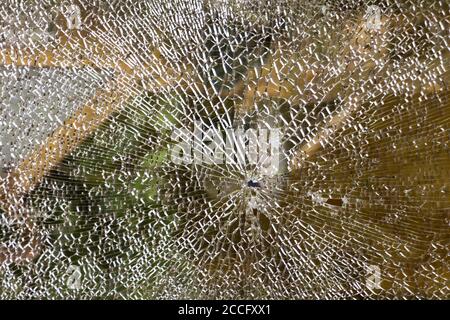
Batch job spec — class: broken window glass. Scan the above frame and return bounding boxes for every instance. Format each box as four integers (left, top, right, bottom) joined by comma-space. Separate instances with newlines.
0, 0, 449, 299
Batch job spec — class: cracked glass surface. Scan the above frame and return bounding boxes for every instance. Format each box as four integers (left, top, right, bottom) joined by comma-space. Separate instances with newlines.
0, 0, 449, 299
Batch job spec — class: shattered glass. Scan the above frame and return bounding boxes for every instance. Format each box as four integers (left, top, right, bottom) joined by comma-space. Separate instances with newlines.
0, 0, 449, 299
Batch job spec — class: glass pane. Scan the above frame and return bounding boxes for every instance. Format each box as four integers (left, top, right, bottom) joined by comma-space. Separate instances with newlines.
0, 0, 449, 299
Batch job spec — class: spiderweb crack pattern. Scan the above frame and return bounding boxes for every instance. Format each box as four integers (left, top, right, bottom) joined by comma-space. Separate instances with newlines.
0, 0, 449, 299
